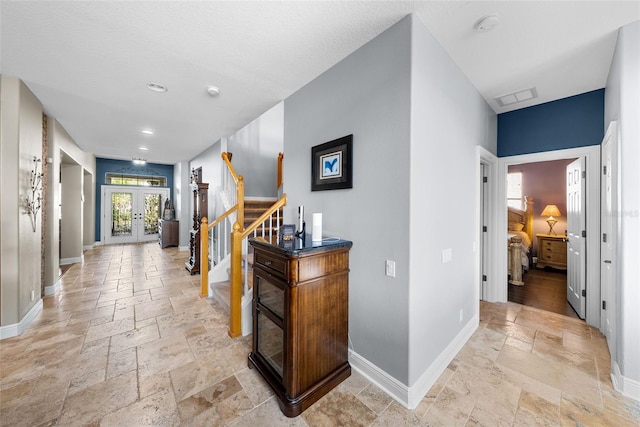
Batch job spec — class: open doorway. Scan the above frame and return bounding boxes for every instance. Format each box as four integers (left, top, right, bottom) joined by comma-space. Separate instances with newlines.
507, 158, 580, 319
495, 145, 601, 328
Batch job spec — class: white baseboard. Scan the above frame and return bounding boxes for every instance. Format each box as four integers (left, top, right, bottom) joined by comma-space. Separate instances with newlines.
83, 244, 94, 251
60, 255, 84, 265
0, 299, 43, 340
407, 313, 479, 408
612, 361, 640, 401
44, 278, 61, 296
349, 313, 479, 409
349, 350, 409, 406
179, 245, 189, 251
94, 241, 103, 246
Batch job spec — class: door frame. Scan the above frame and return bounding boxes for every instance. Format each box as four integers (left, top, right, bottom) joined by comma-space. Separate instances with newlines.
495, 145, 601, 327
101, 185, 170, 245
476, 147, 499, 302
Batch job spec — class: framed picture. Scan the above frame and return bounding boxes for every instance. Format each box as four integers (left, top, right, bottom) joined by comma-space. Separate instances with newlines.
311, 134, 353, 191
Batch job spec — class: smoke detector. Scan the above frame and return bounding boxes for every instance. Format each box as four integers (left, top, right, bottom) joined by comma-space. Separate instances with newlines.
474, 14, 499, 32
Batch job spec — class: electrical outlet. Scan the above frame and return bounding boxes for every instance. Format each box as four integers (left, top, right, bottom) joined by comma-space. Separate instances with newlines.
459, 309, 463, 323
385, 260, 396, 278
31, 290, 35, 301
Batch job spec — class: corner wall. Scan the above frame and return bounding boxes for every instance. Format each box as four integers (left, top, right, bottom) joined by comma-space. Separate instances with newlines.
0, 76, 43, 331
605, 20, 640, 398
284, 15, 413, 384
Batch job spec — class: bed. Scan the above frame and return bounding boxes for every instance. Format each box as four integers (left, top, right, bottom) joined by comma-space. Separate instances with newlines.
508, 196, 534, 286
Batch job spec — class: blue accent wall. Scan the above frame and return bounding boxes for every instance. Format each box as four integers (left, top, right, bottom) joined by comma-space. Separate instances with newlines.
497, 89, 604, 157
95, 158, 174, 241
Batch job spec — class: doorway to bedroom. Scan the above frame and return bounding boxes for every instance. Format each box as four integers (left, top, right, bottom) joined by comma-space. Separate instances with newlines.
506, 158, 581, 320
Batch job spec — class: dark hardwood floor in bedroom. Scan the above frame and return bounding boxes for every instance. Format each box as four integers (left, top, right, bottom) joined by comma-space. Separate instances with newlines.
508, 267, 581, 320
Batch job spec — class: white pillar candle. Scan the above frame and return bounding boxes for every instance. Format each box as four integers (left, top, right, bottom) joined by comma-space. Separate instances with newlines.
312, 213, 322, 242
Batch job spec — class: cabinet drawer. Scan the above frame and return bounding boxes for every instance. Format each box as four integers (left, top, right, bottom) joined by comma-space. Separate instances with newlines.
254, 251, 288, 278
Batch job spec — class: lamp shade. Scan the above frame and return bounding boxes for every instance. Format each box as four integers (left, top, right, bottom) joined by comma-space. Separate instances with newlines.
541, 204, 561, 218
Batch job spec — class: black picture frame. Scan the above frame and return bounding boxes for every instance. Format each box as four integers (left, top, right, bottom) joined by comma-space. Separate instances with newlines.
311, 134, 353, 191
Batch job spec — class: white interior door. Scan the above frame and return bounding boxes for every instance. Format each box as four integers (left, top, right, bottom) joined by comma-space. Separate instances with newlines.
480, 163, 489, 300
566, 158, 586, 318
103, 186, 169, 245
601, 123, 616, 358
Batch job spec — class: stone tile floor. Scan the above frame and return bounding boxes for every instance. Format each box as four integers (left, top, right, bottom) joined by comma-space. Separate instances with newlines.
1, 243, 638, 426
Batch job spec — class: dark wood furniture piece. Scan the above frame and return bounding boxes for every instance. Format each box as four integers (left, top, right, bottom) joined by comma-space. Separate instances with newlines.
185, 182, 208, 274
248, 236, 353, 417
158, 219, 179, 248
536, 234, 567, 270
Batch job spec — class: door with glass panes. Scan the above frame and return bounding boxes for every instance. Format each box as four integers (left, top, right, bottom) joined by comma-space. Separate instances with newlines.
103, 186, 169, 244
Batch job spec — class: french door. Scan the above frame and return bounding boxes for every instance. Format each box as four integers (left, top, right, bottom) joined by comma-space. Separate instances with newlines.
103, 186, 170, 245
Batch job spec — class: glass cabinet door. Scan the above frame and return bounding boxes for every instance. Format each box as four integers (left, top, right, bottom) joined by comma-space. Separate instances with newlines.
254, 271, 286, 378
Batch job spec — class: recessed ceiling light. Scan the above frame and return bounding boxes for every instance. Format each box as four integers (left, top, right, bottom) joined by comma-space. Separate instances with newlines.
132, 158, 147, 165
141, 129, 154, 135
138, 146, 149, 151
474, 14, 499, 32
206, 86, 220, 97
146, 83, 167, 93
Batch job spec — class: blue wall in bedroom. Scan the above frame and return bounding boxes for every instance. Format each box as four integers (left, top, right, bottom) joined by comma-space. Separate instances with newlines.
497, 89, 605, 157
95, 158, 174, 242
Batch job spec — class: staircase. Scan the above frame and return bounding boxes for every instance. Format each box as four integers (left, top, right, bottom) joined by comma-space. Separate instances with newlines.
200, 152, 286, 338
210, 200, 279, 322
244, 199, 283, 237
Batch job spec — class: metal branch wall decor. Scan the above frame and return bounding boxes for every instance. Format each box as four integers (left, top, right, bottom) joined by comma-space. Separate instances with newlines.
26, 156, 43, 232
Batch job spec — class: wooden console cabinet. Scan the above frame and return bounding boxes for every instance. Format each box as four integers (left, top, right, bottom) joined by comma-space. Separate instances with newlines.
536, 234, 567, 270
248, 236, 353, 417
158, 220, 179, 248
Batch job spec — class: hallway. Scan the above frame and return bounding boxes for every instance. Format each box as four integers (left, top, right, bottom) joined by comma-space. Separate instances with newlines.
1, 243, 638, 426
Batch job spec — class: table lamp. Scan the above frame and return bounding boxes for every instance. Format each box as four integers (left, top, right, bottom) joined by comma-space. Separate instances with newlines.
541, 204, 561, 235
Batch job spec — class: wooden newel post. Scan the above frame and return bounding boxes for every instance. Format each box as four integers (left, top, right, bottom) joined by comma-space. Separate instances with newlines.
200, 216, 209, 297
229, 221, 243, 338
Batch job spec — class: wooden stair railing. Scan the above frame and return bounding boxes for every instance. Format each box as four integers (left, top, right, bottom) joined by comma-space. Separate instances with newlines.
229, 194, 286, 337
200, 151, 286, 338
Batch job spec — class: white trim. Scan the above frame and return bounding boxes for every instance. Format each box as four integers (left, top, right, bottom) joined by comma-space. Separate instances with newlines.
496, 145, 601, 327
477, 146, 499, 302
349, 350, 409, 407
60, 255, 83, 265
407, 313, 479, 408
44, 278, 61, 296
349, 313, 479, 409
179, 245, 189, 251
94, 241, 103, 246
0, 299, 43, 340
83, 244, 94, 251
612, 361, 640, 401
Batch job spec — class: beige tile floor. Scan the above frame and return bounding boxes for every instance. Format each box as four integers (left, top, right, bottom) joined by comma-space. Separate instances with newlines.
1, 243, 639, 426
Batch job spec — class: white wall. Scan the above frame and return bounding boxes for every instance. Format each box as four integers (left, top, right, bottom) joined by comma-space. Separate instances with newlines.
0, 76, 43, 327
190, 139, 225, 223
284, 16, 413, 383
408, 14, 496, 386
60, 164, 83, 261
228, 102, 284, 198
605, 20, 640, 396
173, 161, 191, 249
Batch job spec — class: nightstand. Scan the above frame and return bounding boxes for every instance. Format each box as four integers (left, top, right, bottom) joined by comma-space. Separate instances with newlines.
536, 234, 567, 270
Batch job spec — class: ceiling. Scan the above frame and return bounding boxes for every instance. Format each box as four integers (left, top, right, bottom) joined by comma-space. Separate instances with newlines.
1, 1, 638, 165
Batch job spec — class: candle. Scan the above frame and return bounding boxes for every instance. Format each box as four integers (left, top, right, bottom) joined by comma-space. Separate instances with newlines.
312, 213, 322, 242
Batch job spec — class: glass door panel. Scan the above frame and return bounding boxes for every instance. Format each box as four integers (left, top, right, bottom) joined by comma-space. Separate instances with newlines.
256, 310, 284, 378
103, 186, 169, 245
111, 192, 133, 237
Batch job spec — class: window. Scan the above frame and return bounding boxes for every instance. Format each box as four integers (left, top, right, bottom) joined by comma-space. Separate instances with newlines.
106, 173, 166, 187
507, 172, 523, 210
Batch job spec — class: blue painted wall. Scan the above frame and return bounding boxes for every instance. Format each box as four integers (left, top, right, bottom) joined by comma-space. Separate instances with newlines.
95, 158, 174, 241
497, 89, 604, 157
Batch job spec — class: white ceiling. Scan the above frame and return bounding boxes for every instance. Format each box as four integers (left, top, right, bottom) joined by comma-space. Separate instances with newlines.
1, 1, 638, 165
